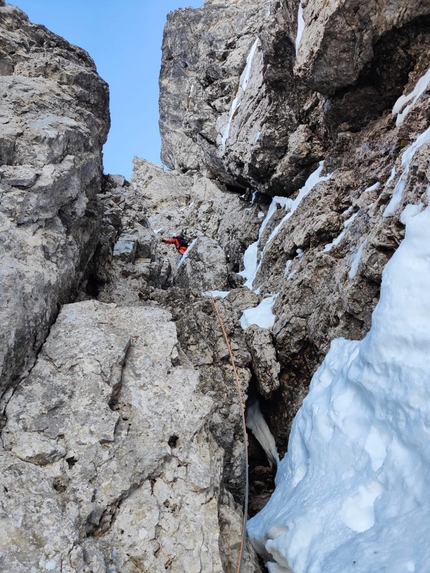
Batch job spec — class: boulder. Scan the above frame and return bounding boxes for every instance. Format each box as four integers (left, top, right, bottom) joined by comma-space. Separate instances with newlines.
175, 236, 229, 291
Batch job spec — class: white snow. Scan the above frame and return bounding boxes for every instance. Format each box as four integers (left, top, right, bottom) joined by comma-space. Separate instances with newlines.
363, 182, 380, 193
284, 260, 292, 277
266, 162, 332, 247
295, 3, 305, 53
202, 290, 230, 298
248, 201, 430, 572
348, 238, 367, 279
239, 162, 331, 290
323, 211, 358, 252
393, 68, 430, 126
221, 38, 259, 152
383, 126, 430, 217
242, 38, 259, 91
240, 295, 278, 329
400, 203, 423, 225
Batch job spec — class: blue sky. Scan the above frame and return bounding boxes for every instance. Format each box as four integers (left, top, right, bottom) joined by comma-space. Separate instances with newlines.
14, 0, 204, 179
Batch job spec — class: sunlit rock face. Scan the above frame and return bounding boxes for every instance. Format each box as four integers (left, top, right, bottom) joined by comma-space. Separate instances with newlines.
0, 300, 230, 572
0, 3, 109, 395
157, 0, 430, 449
159, 0, 317, 196
159, 0, 430, 197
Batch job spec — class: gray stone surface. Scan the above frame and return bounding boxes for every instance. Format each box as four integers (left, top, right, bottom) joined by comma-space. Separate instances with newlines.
296, 0, 430, 94
1, 300, 251, 572
159, 0, 314, 195
159, 0, 430, 197
0, 3, 109, 396
244, 326, 280, 399
158, 0, 430, 452
175, 236, 229, 291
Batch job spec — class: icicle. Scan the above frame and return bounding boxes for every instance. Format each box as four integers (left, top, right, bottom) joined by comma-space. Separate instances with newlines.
295, 3, 305, 53
246, 397, 280, 468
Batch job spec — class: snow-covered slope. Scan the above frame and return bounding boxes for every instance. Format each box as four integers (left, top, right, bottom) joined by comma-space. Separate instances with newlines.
248, 198, 430, 572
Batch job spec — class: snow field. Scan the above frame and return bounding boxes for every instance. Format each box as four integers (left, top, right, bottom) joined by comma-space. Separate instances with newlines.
247, 201, 430, 572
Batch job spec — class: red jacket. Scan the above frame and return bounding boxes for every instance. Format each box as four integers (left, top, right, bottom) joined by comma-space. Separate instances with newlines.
162, 237, 187, 255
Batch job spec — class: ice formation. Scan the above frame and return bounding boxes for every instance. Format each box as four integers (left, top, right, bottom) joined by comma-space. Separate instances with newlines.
393, 67, 430, 126
221, 38, 259, 152
239, 162, 331, 290
383, 126, 430, 217
247, 397, 280, 468
348, 239, 367, 280
295, 3, 305, 53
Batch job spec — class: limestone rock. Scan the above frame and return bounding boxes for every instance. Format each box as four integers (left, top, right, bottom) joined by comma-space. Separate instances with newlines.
175, 236, 229, 291
1, 300, 251, 572
0, 4, 109, 397
159, 0, 316, 195
132, 157, 265, 275
244, 326, 280, 399
159, 0, 430, 197
296, 0, 430, 94
3, 0, 430, 570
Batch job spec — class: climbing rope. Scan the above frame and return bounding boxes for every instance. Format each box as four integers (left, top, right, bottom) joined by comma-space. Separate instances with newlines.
209, 279, 249, 573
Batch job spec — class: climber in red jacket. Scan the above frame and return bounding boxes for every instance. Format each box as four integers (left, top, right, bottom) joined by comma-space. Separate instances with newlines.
162, 234, 189, 255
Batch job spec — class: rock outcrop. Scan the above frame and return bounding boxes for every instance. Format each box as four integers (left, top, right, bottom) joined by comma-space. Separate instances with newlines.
1, 300, 244, 572
0, 2, 109, 398
159, 0, 430, 198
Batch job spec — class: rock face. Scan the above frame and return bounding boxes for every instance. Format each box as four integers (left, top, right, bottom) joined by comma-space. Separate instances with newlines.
296, 0, 430, 94
159, 0, 315, 195
158, 0, 430, 450
0, 3, 109, 397
159, 0, 430, 197
1, 300, 234, 572
2, 0, 430, 571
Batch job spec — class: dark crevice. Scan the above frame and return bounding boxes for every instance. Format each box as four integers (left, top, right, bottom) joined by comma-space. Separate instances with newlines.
108, 340, 131, 412
324, 14, 430, 135
246, 378, 277, 518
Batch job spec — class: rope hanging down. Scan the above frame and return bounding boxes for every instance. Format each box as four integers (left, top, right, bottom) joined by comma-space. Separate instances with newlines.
210, 287, 249, 573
